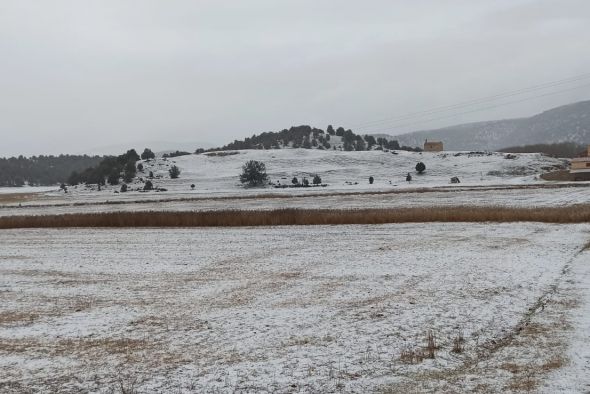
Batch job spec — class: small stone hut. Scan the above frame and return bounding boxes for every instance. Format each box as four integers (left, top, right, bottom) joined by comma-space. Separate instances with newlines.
424, 139, 443, 152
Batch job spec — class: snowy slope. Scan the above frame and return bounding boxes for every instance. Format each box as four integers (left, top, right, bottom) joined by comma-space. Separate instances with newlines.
0, 148, 572, 213
128, 149, 565, 196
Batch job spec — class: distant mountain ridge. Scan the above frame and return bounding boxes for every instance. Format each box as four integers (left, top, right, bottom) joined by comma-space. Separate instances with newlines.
386, 100, 590, 151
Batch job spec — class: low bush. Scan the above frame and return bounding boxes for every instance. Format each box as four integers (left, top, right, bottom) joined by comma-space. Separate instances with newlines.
416, 162, 426, 174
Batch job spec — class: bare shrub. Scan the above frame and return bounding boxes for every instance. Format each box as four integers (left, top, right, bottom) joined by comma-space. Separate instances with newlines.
117, 375, 138, 394
400, 347, 425, 364
451, 331, 464, 354
425, 330, 437, 359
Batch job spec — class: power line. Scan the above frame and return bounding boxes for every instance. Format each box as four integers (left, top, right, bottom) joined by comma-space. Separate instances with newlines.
360, 82, 590, 135
352, 72, 590, 130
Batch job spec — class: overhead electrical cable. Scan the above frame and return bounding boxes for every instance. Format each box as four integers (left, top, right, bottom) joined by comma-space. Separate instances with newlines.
352, 72, 590, 130
359, 82, 590, 135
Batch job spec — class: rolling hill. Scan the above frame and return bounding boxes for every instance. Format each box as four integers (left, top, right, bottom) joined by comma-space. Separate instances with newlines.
388, 100, 590, 151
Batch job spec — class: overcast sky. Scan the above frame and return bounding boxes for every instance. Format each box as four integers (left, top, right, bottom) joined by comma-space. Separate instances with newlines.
1, 0, 589, 156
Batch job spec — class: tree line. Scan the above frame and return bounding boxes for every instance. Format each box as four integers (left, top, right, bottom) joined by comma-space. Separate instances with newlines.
0, 155, 103, 187
68, 148, 155, 186
499, 142, 588, 158
204, 125, 420, 152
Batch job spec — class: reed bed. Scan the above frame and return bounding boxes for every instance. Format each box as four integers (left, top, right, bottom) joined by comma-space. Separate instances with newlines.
1, 205, 589, 229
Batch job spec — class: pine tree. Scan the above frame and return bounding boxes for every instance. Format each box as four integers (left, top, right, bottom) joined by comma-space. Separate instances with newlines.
169, 165, 181, 179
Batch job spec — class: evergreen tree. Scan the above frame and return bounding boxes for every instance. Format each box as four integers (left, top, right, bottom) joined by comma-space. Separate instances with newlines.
239, 160, 268, 187
416, 162, 426, 174
169, 165, 181, 179
107, 171, 120, 185
123, 161, 137, 183
141, 148, 155, 160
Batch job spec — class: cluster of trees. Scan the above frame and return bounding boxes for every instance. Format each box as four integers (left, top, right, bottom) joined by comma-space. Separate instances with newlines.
499, 142, 587, 158
163, 150, 191, 158
289, 175, 323, 187
239, 160, 325, 188
0, 155, 103, 187
204, 125, 419, 152
141, 148, 155, 160
239, 159, 429, 189
221, 125, 327, 150
68, 149, 144, 186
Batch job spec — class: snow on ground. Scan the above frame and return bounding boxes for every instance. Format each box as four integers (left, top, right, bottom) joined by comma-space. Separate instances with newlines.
0, 184, 588, 217
1, 149, 585, 217
540, 245, 590, 393
155, 149, 565, 192
0, 186, 58, 195
3, 149, 568, 205
1, 223, 589, 393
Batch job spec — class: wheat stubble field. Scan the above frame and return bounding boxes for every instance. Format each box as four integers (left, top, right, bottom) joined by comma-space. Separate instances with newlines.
1, 223, 590, 393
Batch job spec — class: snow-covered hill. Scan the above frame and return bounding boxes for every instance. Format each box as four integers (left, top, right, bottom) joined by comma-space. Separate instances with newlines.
118, 148, 565, 197
0, 148, 581, 217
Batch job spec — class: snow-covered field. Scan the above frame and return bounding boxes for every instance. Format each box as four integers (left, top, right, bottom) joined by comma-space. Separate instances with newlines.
0, 186, 58, 195
0, 185, 589, 218
1, 149, 589, 393
2, 149, 586, 217
1, 224, 589, 393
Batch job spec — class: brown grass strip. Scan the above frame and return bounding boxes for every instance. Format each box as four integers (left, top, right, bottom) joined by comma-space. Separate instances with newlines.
0, 193, 45, 205
1, 206, 590, 229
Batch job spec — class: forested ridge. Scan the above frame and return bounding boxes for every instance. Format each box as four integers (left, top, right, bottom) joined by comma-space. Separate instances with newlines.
209, 125, 416, 152
0, 155, 103, 187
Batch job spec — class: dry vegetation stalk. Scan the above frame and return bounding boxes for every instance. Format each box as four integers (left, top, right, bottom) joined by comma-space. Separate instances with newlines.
1, 205, 590, 229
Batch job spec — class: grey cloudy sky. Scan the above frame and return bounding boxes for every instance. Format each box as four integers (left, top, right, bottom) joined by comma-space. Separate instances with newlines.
1, 0, 589, 156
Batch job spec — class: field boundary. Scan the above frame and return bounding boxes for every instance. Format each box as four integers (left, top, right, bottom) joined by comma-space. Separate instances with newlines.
2, 182, 589, 210
1, 205, 589, 228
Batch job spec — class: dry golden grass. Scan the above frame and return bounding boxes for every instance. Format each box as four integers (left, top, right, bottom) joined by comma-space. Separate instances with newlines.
507, 374, 538, 392
0, 337, 151, 359
0, 193, 40, 205
541, 356, 565, 372
0, 311, 40, 326
1, 205, 590, 229
500, 362, 522, 374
